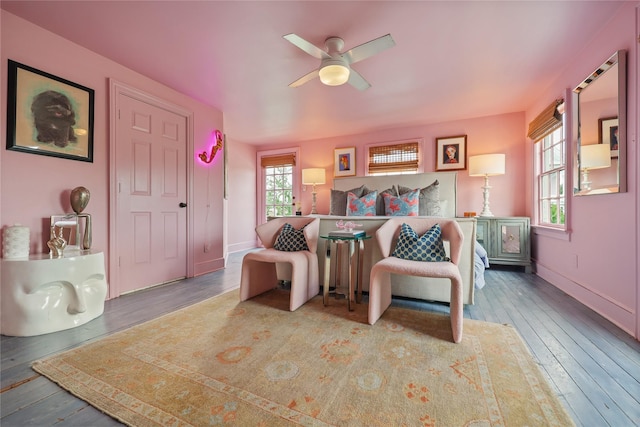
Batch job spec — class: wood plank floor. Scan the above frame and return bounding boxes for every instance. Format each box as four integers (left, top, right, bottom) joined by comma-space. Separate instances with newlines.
1, 252, 639, 426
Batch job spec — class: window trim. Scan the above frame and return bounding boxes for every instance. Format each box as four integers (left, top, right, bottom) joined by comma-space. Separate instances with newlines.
536, 126, 566, 229
531, 90, 574, 236
256, 147, 300, 225
365, 138, 424, 175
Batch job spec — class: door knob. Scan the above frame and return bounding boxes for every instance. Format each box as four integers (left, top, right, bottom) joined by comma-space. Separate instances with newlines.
179, 202, 187, 208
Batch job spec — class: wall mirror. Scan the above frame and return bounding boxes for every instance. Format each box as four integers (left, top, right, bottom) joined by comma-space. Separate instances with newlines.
573, 50, 626, 196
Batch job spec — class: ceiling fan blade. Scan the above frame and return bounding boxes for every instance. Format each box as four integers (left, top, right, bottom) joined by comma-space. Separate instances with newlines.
344, 34, 395, 64
283, 34, 330, 60
347, 68, 371, 91
289, 69, 320, 88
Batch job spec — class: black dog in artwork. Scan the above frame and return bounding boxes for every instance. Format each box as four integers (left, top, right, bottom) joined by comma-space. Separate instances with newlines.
31, 90, 77, 148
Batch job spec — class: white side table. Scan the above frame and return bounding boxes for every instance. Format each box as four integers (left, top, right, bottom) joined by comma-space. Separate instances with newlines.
1, 251, 108, 336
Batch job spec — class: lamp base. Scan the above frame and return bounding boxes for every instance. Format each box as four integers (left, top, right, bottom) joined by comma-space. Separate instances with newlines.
581, 169, 592, 191
310, 189, 318, 214
479, 176, 494, 217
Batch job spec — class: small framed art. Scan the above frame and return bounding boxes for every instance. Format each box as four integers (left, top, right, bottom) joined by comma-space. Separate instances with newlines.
334, 147, 356, 177
6, 60, 95, 162
598, 117, 618, 158
436, 135, 467, 171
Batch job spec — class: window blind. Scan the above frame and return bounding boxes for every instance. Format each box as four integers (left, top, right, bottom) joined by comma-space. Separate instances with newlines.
528, 99, 564, 142
260, 153, 296, 168
368, 142, 419, 174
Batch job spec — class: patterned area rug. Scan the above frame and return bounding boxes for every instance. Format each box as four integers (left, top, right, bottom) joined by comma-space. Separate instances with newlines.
33, 289, 574, 426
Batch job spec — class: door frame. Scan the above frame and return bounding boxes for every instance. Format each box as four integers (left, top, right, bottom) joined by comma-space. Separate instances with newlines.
109, 79, 194, 298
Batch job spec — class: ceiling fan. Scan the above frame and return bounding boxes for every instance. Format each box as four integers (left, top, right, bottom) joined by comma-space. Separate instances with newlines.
283, 33, 395, 91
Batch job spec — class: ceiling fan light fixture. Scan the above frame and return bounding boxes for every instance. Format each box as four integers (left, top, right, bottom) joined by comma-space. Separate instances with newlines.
319, 63, 350, 86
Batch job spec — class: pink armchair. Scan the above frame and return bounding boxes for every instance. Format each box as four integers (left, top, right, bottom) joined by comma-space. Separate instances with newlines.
240, 217, 320, 311
368, 217, 464, 343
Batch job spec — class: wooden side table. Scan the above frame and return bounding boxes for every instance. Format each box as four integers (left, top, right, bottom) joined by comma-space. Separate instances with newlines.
320, 234, 371, 311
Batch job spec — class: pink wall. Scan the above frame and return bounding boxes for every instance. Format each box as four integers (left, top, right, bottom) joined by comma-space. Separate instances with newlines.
252, 112, 527, 218
525, 2, 638, 338
1, 12, 225, 295
226, 138, 258, 253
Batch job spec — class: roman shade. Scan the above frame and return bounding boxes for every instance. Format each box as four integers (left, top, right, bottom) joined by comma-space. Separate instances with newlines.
368, 142, 419, 174
527, 99, 564, 141
260, 153, 296, 168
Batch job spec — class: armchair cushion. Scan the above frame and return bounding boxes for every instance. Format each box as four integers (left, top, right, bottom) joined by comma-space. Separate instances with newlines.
347, 191, 377, 216
273, 223, 310, 252
392, 223, 450, 262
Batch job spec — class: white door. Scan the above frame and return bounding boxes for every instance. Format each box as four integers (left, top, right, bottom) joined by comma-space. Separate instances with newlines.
116, 94, 188, 294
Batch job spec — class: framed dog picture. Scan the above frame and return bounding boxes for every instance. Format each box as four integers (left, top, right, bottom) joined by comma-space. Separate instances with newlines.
6, 60, 94, 162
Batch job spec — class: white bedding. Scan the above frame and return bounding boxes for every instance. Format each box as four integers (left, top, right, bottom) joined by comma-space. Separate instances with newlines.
474, 241, 490, 289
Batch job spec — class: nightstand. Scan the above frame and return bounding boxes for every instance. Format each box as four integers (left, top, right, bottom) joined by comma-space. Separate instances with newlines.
475, 217, 531, 273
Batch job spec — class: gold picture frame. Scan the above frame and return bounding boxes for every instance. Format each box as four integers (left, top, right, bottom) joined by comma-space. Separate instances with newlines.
334, 147, 356, 177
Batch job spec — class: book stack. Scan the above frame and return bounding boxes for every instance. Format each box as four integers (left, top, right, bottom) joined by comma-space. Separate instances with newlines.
328, 229, 366, 238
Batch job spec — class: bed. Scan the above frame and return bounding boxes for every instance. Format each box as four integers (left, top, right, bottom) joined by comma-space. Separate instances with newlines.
474, 241, 490, 289
313, 171, 481, 305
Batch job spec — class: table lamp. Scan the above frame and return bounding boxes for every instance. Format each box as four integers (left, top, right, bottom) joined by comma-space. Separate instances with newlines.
580, 144, 610, 191
468, 154, 506, 217
302, 168, 326, 214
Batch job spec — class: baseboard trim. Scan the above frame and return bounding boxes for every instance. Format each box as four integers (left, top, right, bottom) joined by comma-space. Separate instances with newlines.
194, 258, 225, 277
535, 263, 635, 337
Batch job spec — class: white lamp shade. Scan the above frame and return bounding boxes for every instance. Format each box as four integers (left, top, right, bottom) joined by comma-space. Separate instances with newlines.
469, 154, 506, 176
581, 144, 611, 170
319, 64, 350, 86
302, 168, 326, 185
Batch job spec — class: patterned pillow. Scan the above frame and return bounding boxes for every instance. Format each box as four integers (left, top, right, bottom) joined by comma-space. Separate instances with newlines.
383, 188, 419, 216
375, 187, 397, 216
330, 185, 369, 216
273, 223, 309, 251
392, 223, 450, 262
398, 180, 441, 216
346, 191, 377, 216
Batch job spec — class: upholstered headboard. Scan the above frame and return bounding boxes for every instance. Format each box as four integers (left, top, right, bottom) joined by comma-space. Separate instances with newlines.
332, 172, 457, 217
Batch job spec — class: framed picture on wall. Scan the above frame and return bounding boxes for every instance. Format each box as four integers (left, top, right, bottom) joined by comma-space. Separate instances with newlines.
334, 147, 356, 177
6, 60, 94, 162
435, 135, 467, 171
598, 116, 618, 158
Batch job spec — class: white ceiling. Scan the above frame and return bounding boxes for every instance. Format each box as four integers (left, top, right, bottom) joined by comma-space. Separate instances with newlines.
1, 1, 627, 145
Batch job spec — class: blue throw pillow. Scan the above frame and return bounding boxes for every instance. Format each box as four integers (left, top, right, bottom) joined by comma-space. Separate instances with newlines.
273, 223, 309, 251
383, 188, 419, 216
392, 223, 450, 262
346, 191, 377, 216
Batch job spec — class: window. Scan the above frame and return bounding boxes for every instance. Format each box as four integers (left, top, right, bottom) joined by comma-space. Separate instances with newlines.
257, 149, 298, 223
367, 140, 421, 175
535, 117, 566, 228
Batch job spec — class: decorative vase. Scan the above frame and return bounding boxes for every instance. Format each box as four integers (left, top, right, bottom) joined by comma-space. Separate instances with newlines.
70, 186, 90, 214
2, 224, 30, 259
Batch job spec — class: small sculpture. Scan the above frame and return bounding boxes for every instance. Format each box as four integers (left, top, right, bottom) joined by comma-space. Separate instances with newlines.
70, 186, 90, 213
47, 226, 67, 258
70, 186, 92, 249
335, 219, 363, 233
